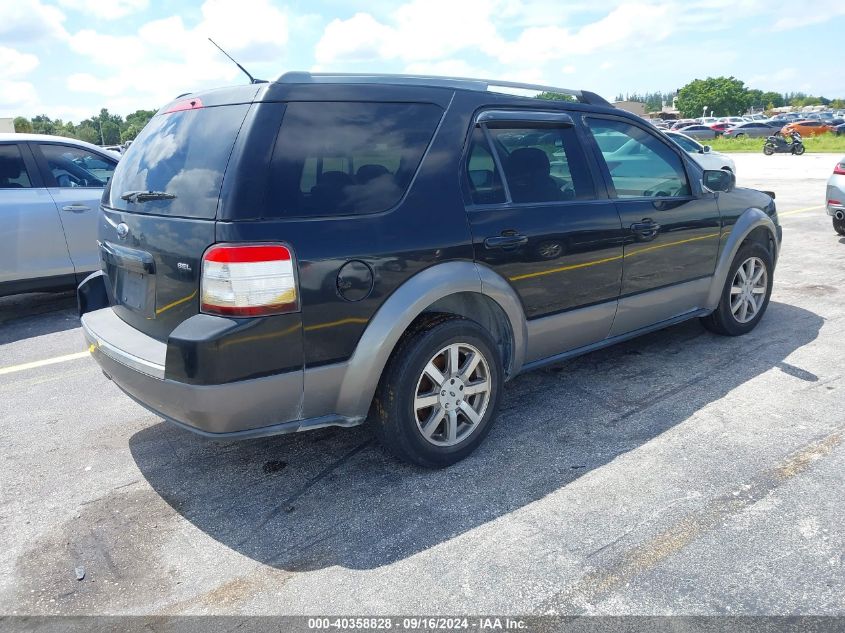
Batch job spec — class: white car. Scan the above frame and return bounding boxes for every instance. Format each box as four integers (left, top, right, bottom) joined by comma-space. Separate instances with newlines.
664, 131, 736, 174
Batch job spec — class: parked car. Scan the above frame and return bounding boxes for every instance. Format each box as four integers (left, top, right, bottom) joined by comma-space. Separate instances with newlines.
717, 116, 746, 125
673, 124, 716, 140
0, 134, 118, 296
827, 157, 845, 236
78, 72, 781, 467
782, 121, 834, 137
664, 131, 736, 173
708, 122, 732, 135
670, 119, 697, 130
833, 123, 845, 136
722, 122, 777, 139
764, 119, 790, 129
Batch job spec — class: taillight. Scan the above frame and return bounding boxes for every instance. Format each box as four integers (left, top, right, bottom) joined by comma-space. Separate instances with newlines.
200, 243, 298, 317
834, 163, 845, 175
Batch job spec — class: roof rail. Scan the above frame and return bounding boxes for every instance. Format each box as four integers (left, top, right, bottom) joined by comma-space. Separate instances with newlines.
275, 72, 612, 107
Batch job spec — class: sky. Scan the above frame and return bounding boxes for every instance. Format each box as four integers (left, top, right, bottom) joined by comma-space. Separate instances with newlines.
1, 0, 843, 122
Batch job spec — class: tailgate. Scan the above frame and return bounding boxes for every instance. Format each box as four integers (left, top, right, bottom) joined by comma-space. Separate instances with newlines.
98, 101, 251, 341
99, 208, 214, 341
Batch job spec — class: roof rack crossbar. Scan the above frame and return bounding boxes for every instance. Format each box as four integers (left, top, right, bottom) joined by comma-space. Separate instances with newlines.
276, 72, 612, 107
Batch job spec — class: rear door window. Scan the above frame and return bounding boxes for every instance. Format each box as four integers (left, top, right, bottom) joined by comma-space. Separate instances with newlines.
465, 129, 505, 205
0, 144, 32, 188
269, 102, 443, 216
486, 124, 595, 203
107, 104, 250, 218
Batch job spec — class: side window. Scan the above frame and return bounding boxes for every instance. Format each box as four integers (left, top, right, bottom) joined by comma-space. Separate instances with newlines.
587, 118, 690, 199
465, 129, 505, 204
39, 144, 116, 188
486, 124, 595, 204
270, 102, 443, 216
672, 135, 699, 153
0, 145, 33, 189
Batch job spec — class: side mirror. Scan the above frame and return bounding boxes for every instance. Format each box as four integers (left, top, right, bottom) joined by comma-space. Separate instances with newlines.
702, 145, 711, 154
702, 169, 735, 193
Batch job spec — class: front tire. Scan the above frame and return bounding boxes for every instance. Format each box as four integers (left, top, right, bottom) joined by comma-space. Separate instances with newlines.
834, 216, 845, 236
763, 144, 775, 156
373, 315, 504, 468
793, 144, 805, 155
701, 242, 774, 336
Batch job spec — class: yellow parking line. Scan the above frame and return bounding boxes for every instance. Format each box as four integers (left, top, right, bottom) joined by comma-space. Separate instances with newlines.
0, 351, 89, 376
780, 205, 824, 218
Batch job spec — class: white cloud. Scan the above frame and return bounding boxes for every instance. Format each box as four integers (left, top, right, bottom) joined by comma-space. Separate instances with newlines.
495, 3, 673, 64
316, 0, 503, 65
0, 0, 67, 43
65, 0, 291, 108
0, 80, 39, 114
57, 0, 148, 20
0, 47, 39, 78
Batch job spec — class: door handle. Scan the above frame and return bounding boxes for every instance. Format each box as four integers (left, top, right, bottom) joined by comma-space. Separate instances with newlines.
62, 204, 91, 213
484, 233, 529, 249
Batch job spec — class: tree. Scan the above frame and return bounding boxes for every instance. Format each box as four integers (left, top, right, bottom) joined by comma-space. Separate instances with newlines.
75, 125, 100, 145
536, 91, 575, 102
675, 76, 749, 117
760, 91, 784, 108
30, 115, 56, 135
101, 120, 120, 145
13, 116, 32, 133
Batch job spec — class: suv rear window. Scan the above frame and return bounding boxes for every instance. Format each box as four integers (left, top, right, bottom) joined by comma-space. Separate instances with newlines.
107, 104, 250, 218
269, 102, 443, 217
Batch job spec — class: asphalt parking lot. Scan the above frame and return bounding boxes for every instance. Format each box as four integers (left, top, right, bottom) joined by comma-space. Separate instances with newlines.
1, 152, 843, 616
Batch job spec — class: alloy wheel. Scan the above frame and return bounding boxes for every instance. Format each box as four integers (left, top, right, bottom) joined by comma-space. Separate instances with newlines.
413, 343, 492, 447
730, 256, 768, 324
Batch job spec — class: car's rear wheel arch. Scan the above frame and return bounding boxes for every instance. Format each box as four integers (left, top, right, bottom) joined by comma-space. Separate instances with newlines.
332, 262, 526, 422
420, 292, 514, 378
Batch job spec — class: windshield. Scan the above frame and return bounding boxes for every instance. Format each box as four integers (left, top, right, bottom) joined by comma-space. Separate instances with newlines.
107, 104, 250, 218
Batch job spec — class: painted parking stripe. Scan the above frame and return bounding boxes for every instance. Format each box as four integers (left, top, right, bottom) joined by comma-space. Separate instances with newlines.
779, 204, 824, 218
0, 351, 89, 376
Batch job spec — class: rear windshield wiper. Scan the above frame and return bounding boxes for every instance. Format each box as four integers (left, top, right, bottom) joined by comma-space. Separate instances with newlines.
120, 190, 177, 203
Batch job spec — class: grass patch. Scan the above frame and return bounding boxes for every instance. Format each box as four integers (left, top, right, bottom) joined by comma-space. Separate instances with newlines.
708, 133, 845, 153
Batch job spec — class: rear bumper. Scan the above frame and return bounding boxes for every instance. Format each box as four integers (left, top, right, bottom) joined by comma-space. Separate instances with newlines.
82, 307, 321, 436
77, 270, 360, 438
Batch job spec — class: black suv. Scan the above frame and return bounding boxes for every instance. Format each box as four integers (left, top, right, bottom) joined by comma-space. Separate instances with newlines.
78, 73, 782, 467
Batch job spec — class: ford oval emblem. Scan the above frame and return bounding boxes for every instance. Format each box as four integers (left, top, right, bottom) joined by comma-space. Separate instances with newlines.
116, 223, 130, 239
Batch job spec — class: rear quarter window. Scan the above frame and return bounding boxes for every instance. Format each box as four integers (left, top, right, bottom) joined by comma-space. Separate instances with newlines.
268, 102, 443, 217
107, 104, 250, 218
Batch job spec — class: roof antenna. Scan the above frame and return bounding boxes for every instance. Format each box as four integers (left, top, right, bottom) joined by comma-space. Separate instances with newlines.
208, 38, 266, 84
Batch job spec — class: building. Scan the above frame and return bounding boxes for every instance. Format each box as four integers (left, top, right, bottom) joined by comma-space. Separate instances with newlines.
0, 118, 14, 133
613, 100, 647, 117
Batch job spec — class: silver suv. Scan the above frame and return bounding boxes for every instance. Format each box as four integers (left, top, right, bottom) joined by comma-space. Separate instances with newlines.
0, 134, 118, 296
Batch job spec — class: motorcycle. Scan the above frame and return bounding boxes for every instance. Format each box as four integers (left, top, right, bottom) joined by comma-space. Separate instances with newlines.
763, 131, 805, 155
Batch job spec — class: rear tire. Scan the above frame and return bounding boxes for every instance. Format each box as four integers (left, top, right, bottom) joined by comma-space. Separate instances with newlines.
701, 242, 773, 336
834, 217, 845, 236
373, 315, 504, 468
763, 144, 775, 156
793, 144, 805, 156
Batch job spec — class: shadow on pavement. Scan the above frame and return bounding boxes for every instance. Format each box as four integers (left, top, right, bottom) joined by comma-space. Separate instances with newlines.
130, 301, 822, 571
0, 291, 78, 345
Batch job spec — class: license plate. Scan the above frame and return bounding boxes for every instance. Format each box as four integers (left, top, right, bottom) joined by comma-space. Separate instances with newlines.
119, 270, 146, 311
